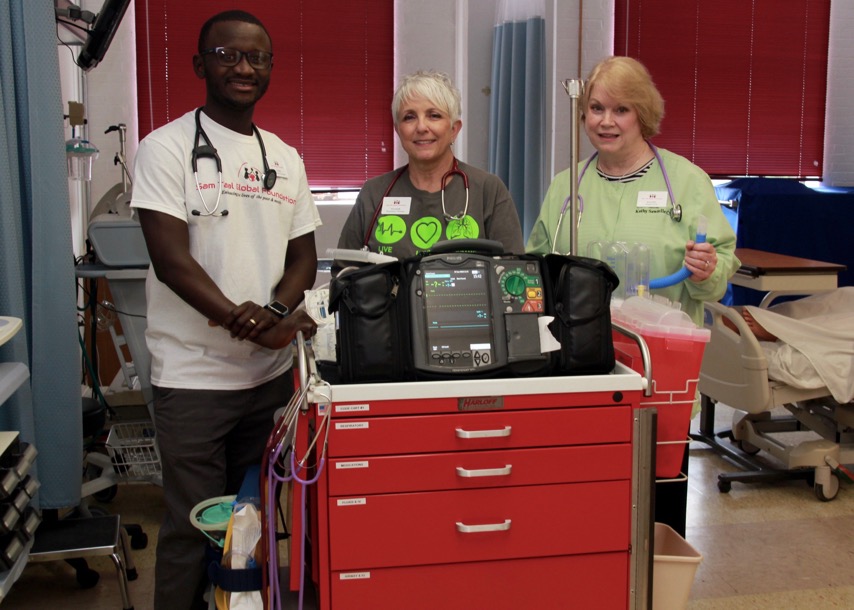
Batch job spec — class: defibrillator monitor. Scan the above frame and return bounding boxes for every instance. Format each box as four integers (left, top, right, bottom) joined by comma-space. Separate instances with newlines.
410, 252, 548, 376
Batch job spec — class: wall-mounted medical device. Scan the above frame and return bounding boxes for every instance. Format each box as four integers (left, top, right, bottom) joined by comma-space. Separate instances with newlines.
55, 0, 131, 72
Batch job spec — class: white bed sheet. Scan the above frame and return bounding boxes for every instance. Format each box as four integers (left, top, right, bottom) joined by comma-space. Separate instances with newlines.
747, 287, 854, 404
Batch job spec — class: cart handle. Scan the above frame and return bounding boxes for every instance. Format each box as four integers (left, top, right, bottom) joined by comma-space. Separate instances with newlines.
456, 519, 512, 533
296, 331, 308, 392
456, 465, 512, 478
295, 330, 319, 410
455, 426, 512, 439
611, 322, 653, 397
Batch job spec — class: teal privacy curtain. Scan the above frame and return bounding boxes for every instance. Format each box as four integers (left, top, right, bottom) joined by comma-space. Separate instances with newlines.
488, 0, 546, 240
0, 0, 82, 508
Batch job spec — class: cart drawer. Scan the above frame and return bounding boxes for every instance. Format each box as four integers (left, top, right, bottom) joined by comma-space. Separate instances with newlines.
329, 387, 636, 417
327, 405, 632, 457
327, 480, 630, 570
327, 442, 632, 496
330, 551, 629, 610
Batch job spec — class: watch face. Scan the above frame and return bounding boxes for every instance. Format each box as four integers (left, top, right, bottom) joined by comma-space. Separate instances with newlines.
267, 300, 289, 317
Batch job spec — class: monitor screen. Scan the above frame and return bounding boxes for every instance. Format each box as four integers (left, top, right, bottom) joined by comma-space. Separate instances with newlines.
409, 252, 547, 377
76, 0, 131, 72
423, 266, 494, 368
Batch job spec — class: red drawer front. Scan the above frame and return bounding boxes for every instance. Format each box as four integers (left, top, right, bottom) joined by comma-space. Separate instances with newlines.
327, 405, 632, 457
329, 551, 629, 610
327, 480, 630, 570
331, 388, 638, 417
327, 443, 632, 496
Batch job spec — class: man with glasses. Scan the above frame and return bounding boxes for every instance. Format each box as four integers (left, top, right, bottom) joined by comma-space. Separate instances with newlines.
131, 10, 320, 609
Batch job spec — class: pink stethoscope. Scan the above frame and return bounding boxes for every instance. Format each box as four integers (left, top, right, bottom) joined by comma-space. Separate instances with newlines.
361, 158, 470, 248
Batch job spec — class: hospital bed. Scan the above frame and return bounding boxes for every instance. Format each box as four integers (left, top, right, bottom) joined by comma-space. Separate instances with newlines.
694, 301, 854, 501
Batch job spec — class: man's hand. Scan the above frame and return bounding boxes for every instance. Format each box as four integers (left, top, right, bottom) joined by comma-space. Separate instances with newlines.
254, 310, 318, 349
215, 301, 272, 341
211, 305, 317, 349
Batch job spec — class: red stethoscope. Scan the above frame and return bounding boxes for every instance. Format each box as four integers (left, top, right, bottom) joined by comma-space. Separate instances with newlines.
362, 158, 470, 248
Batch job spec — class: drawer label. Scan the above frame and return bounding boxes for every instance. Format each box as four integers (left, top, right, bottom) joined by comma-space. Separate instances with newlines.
458, 396, 504, 411
339, 572, 371, 580
336, 403, 370, 413
337, 498, 367, 506
335, 421, 369, 430
336, 461, 369, 469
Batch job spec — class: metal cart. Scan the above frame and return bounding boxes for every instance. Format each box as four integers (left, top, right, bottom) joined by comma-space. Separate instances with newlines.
265, 338, 656, 610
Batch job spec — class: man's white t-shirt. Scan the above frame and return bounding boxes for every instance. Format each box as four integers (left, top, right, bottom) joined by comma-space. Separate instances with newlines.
131, 109, 321, 390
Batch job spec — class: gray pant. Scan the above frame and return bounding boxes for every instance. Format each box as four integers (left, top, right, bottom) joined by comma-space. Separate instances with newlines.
152, 371, 294, 610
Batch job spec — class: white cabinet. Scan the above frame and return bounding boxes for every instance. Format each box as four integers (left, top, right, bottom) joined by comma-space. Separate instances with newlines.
0, 318, 39, 603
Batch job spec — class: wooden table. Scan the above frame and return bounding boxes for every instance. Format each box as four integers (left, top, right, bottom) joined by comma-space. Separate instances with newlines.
730, 248, 847, 307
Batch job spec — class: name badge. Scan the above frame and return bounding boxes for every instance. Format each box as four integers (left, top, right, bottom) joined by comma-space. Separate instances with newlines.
382, 197, 412, 215
637, 191, 668, 208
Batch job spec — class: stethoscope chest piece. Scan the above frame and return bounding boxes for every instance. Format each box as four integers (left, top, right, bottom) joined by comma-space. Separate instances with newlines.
263, 169, 277, 191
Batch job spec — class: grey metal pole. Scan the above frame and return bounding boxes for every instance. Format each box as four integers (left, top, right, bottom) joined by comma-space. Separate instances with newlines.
563, 79, 584, 256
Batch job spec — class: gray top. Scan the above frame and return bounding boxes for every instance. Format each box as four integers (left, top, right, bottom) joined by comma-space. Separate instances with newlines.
338, 160, 525, 258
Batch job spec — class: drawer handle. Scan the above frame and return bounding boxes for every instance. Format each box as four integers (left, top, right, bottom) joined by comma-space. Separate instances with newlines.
454, 426, 511, 439
456, 519, 512, 534
455, 465, 512, 478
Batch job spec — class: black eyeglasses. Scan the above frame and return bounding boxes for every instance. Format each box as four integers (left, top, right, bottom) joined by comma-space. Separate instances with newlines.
201, 47, 273, 70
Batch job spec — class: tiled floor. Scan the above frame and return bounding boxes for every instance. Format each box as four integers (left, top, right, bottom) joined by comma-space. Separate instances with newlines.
2, 402, 852, 609
685, 407, 854, 609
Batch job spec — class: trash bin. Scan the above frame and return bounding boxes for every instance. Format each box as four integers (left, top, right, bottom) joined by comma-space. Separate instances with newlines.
612, 296, 711, 478
653, 522, 703, 610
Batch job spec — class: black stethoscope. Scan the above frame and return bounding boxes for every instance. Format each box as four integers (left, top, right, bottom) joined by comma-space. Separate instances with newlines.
191, 107, 277, 217
362, 158, 470, 248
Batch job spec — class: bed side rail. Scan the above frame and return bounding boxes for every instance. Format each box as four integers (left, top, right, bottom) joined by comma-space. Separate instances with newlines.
699, 302, 771, 413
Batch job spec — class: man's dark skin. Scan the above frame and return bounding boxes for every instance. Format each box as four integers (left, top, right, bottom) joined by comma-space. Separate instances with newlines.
136, 19, 317, 347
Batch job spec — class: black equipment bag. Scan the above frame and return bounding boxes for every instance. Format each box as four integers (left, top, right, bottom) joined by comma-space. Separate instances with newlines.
328, 243, 620, 384
328, 260, 411, 383
543, 254, 619, 375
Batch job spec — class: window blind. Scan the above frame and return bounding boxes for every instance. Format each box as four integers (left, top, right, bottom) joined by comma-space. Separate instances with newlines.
614, 0, 830, 178
135, 0, 394, 188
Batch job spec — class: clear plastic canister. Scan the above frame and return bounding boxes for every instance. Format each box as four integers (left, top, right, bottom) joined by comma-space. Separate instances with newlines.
627, 243, 651, 297
66, 138, 99, 181
588, 241, 628, 300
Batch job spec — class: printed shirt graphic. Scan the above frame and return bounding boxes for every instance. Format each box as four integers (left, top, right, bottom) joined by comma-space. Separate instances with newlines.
372, 212, 482, 256
339, 160, 524, 258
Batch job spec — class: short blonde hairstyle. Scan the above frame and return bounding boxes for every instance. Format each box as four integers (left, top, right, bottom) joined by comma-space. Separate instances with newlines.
392, 70, 462, 127
582, 56, 665, 139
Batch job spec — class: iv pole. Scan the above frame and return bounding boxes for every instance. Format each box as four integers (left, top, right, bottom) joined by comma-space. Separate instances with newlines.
562, 78, 584, 256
